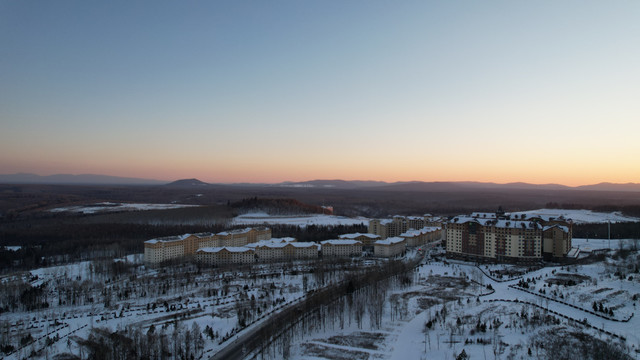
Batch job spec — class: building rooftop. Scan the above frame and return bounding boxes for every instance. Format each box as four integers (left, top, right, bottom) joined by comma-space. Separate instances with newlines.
320, 239, 362, 245
245, 237, 296, 248
450, 216, 542, 229
471, 212, 497, 219
196, 247, 254, 253
251, 241, 320, 249
145, 233, 192, 244
339, 233, 381, 239
375, 237, 406, 245
543, 224, 570, 233
400, 226, 441, 237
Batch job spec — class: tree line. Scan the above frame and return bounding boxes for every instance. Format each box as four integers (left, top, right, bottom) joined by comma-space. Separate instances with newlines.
573, 222, 640, 239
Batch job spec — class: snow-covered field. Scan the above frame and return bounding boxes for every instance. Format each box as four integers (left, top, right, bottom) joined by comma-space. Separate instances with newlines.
232, 212, 369, 227
48, 202, 198, 214
509, 208, 639, 224
3, 243, 640, 360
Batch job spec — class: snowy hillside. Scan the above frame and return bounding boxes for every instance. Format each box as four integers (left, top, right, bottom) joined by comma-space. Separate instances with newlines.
49, 202, 198, 214
509, 209, 639, 224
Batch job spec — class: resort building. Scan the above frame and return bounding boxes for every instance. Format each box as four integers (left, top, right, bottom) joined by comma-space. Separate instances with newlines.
509, 212, 573, 259
195, 247, 256, 266
470, 212, 498, 220
374, 237, 406, 257
216, 227, 272, 247
369, 215, 444, 239
250, 242, 320, 262
424, 215, 447, 227
369, 217, 408, 239
399, 226, 442, 247
446, 210, 573, 263
446, 216, 543, 263
144, 227, 271, 264
144, 234, 190, 264
338, 233, 381, 249
320, 240, 363, 257
542, 224, 572, 258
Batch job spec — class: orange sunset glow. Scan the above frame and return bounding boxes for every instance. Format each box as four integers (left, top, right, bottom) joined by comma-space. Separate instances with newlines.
1, 1, 639, 187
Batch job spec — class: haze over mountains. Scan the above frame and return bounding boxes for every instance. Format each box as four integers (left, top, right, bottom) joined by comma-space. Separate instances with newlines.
270, 180, 640, 192
0, 173, 166, 185
2, 173, 638, 192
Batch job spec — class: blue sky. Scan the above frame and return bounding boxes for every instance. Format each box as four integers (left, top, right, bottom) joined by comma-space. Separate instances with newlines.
1, 1, 639, 184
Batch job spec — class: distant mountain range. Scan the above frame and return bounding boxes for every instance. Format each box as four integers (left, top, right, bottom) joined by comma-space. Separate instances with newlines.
2, 174, 640, 192
274, 180, 640, 192
0, 173, 166, 185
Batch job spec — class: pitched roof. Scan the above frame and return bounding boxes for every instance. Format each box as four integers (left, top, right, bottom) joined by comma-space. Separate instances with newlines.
375, 237, 406, 245
145, 233, 193, 244
320, 239, 362, 246
338, 233, 380, 239
196, 246, 254, 253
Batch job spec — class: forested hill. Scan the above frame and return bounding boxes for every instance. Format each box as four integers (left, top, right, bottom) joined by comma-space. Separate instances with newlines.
231, 198, 325, 215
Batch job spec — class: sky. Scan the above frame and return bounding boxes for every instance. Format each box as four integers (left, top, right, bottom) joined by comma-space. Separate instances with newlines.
1, 1, 639, 186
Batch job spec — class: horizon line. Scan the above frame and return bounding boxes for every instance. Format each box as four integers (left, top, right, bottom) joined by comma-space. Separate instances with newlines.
0, 172, 638, 188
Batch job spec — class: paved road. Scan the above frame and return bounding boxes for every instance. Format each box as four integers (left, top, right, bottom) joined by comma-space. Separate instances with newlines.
208, 296, 307, 360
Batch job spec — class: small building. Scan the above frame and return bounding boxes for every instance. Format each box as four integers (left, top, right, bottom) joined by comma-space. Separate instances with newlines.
374, 237, 406, 257
320, 239, 363, 257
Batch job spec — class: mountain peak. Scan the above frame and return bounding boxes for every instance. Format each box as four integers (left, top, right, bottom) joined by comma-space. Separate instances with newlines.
165, 178, 210, 187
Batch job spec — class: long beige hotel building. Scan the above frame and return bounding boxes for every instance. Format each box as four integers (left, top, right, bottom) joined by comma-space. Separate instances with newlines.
369, 215, 445, 239
144, 227, 271, 264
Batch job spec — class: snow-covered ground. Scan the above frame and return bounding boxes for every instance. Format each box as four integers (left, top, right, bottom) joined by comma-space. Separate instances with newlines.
48, 202, 198, 214
509, 208, 639, 224
232, 212, 369, 227
0, 256, 363, 360
287, 251, 640, 360
2, 246, 21, 251
572, 238, 639, 254
4, 244, 639, 360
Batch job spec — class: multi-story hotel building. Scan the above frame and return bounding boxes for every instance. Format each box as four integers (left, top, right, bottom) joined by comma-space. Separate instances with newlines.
447, 216, 542, 262
509, 213, 573, 259
542, 224, 572, 258
320, 240, 363, 257
368, 217, 408, 239
144, 227, 271, 264
373, 237, 406, 257
445, 211, 575, 263
369, 215, 443, 239
216, 227, 272, 247
399, 226, 442, 247
144, 234, 191, 264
